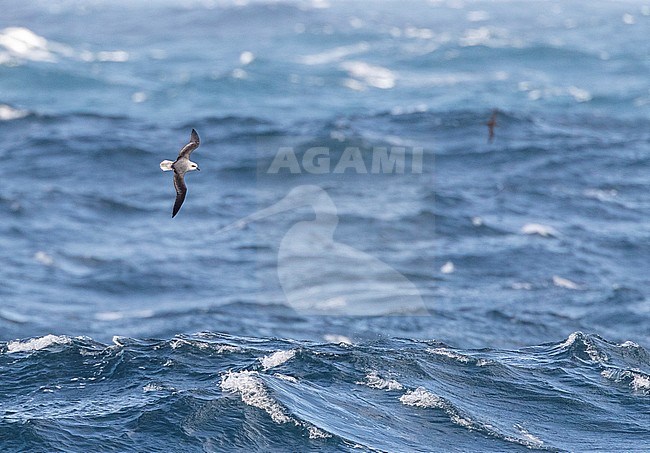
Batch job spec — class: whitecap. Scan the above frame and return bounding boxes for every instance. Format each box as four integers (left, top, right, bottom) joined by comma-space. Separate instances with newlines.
513, 424, 544, 448
143, 383, 174, 393
239, 50, 255, 65
560, 332, 606, 362
440, 261, 455, 274
112, 336, 127, 347
427, 347, 471, 363
552, 275, 581, 290
0, 104, 29, 121
620, 340, 640, 349
308, 426, 332, 439
260, 349, 296, 370
0, 26, 76, 63
274, 373, 298, 383
567, 86, 592, 103
221, 371, 332, 437
0, 27, 131, 66
340, 61, 396, 89
601, 368, 650, 394
632, 373, 650, 392
399, 387, 445, 408
169, 337, 238, 353
0, 27, 59, 62
400, 387, 474, 428
6, 334, 71, 353
221, 370, 293, 424
520, 223, 558, 237
357, 371, 404, 390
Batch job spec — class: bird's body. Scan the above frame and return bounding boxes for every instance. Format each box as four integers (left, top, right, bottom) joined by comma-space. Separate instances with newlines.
160, 129, 200, 217
487, 109, 498, 143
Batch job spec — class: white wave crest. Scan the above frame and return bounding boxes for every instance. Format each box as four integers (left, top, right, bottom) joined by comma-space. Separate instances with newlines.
402, 388, 547, 447
0, 104, 29, 121
400, 387, 473, 428
427, 347, 471, 363
560, 332, 607, 362
0, 26, 130, 66
169, 338, 238, 353
521, 223, 558, 237
274, 373, 298, 383
221, 371, 292, 424
633, 374, 650, 392
440, 261, 455, 274
552, 275, 581, 290
399, 387, 445, 409
513, 424, 544, 448
340, 61, 396, 89
358, 371, 404, 390
6, 334, 72, 354
143, 383, 175, 393
308, 426, 332, 439
601, 368, 650, 394
0, 27, 74, 63
260, 349, 296, 370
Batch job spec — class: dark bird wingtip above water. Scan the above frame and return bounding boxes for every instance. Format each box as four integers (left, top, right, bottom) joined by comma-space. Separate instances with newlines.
160, 128, 201, 218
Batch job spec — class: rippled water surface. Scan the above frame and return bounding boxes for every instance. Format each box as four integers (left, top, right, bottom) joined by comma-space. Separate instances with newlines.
1, 1, 649, 451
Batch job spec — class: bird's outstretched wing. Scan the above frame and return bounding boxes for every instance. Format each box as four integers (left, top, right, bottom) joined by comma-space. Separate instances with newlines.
172, 171, 187, 218
177, 129, 200, 159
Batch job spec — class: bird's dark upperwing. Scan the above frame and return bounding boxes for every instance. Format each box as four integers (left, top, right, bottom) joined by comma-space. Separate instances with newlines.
172, 171, 187, 218
177, 128, 200, 159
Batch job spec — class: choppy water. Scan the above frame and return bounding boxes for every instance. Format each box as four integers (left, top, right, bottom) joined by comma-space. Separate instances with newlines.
1, 1, 649, 451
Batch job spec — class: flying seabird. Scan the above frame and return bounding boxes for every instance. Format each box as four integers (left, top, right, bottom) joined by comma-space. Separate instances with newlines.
160, 128, 201, 218
487, 109, 498, 143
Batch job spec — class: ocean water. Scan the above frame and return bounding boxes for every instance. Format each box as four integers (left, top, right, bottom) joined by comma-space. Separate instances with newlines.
1, 0, 649, 451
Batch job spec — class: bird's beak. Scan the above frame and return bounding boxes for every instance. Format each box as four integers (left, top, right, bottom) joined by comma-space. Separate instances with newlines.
196, 167, 201, 171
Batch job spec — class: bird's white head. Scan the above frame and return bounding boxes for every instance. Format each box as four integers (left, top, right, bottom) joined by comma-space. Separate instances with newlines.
189, 160, 200, 171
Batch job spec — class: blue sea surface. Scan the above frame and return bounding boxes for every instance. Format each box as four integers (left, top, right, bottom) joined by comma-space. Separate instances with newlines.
1, 1, 649, 451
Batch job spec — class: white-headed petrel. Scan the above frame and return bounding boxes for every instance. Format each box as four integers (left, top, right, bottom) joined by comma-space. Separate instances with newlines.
160, 128, 201, 218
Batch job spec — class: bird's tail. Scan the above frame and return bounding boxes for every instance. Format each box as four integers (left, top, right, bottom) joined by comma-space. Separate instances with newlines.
160, 160, 174, 171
